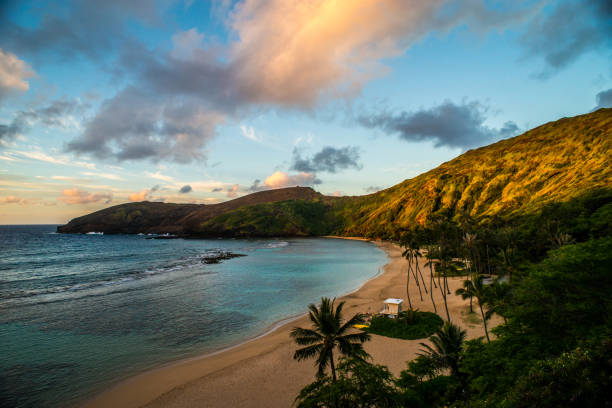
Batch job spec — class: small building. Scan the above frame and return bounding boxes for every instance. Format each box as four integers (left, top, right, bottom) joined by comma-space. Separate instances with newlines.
382, 298, 403, 317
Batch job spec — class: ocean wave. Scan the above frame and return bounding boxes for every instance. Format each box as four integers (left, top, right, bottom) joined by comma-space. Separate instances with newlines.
1, 254, 214, 306
85, 232, 104, 235
263, 241, 289, 249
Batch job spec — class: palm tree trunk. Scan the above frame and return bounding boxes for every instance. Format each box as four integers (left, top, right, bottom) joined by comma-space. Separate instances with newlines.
406, 259, 413, 310
329, 349, 337, 381
429, 262, 437, 313
329, 348, 338, 408
442, 270, 450, 321
479, 303, 490, 342
415, 260, 428, 294
410, 254, 424, 302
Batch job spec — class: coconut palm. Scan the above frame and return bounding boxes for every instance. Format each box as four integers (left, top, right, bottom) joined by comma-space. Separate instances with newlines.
401, 246, 414, 310
424, 245, 438, 314
455, 275, 490, 342
418, 321, 467, 386
485, 279, 511, 323
403, 246, 424, 302
291, 297, 371, 381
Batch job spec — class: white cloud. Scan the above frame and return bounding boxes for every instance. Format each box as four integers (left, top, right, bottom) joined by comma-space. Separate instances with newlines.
145, 171, 175, 183
13, 150, 96, 169
240, 125, 260, 142
81, 171, 124, 181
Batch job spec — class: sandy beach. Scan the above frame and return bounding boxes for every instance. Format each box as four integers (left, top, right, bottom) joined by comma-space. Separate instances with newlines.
84, 239, 497, 408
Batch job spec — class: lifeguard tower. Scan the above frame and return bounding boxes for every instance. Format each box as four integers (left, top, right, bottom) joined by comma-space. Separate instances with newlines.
381, 298, 403, 317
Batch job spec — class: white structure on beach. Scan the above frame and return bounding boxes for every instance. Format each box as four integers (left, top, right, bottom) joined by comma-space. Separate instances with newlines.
382, 298, 403, 317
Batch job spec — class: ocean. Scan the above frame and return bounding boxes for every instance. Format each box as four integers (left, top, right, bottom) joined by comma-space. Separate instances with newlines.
0, 225, 387, 408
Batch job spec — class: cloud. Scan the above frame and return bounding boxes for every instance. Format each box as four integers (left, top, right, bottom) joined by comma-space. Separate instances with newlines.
145, 170, 175, 182
0, 49, 35, 99
251, 171, 321, 191
358, 100, 521, 149
129, 189, 151, 202
0, 0, 169, 62
291, 146, 362, 173
59, 188, 112, 204
0, 195, 30, 205
0, 99, 88, 143
129, 185, 162, 202
519, 0, 612, 79
11, 149, 95, 168
226, 184, 240, 198
240, 125, 260, 142
44, 0, 543, 163
595, 88, 612, 109
65, 1, 541, 163
67, 87, 225, 162
179, 184, 192, 194
364, 186, 382, 193
211, 187, 223, 192
81, 171, 123, 181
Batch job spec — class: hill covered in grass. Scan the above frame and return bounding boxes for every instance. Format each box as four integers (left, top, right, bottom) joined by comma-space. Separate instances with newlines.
58, 109, 612, 237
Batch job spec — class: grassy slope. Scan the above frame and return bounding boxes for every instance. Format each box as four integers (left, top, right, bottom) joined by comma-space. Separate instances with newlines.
333, 108, 612, 236
58, 109, 612, 236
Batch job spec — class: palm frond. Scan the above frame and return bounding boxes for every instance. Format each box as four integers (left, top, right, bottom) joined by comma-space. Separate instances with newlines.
294, 343, 324, 361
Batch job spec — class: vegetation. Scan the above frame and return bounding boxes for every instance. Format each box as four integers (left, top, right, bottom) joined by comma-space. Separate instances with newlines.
290, 297, 371, 381
455, 276, 490, 342
365, 311, 443, 340
293, 187, 612, 406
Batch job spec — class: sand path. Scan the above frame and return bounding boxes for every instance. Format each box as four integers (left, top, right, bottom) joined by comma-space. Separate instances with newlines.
84, 239, 497, 408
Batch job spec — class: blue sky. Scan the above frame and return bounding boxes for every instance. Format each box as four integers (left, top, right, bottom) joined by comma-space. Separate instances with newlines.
0, 0, 610, 224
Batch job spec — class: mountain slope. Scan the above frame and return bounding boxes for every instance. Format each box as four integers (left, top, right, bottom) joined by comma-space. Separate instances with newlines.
335, 108, 612, 236
58, 109, 612, 236
57, 187, 331, 234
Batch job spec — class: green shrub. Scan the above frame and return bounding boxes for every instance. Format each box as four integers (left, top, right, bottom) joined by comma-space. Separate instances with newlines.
365, 311, 443, 340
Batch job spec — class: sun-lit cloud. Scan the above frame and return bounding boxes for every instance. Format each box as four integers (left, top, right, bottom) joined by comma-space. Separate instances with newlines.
0, 49, 35, 98
61, 0, 543, 164
250, 170, 321, 191
129, 189, 151, 202
0, 195, 31, 205
226, 184, 239, 198
59, 188, 113, 204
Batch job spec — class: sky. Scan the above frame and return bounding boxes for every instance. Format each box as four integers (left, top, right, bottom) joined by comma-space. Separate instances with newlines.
0, 0, 611, 224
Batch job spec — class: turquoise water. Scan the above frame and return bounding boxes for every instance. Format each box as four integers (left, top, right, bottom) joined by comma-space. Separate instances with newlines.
0, 225, 387, 408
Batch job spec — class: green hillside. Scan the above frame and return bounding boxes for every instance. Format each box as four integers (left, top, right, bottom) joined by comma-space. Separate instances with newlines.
334, 108, 612, 237
58, 109, 612, 236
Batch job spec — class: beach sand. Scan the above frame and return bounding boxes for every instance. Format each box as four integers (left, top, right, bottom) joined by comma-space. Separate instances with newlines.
83, 239, 498, 408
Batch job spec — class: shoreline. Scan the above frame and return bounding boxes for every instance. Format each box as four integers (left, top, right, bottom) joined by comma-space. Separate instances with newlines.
83, 238, 495, 408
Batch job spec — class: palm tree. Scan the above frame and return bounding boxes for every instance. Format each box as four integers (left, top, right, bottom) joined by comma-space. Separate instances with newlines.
424, 245, 438, 314
291, 297, 371, 381
401, 247, 414, 310
403, 246, 424, 302
485, 279, 511, 324
418, 321, 467, 387
455, 275, 490, 342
